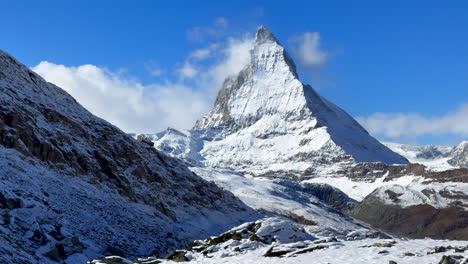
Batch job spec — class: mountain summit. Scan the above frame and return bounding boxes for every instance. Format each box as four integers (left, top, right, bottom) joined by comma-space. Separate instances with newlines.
154, 26, 408, 178
255, 25, 281, 44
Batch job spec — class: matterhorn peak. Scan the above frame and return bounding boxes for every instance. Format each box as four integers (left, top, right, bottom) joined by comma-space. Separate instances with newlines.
172, 26, 409, 178
255, 25, 280, 44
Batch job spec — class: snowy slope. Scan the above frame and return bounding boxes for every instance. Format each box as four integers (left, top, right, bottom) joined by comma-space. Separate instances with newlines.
0, 49, 259, 263
190, 167, 365, 238
150, 26, 407, 179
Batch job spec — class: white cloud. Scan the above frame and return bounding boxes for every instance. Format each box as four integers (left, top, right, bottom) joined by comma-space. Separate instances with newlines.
32, 62, 211, 133
189, 44, 220, 61
178, 62, 198, 79
31, 35, 254, 134
148, 68, 164, 77
289, 32, 327, 66
356, 104, 468, 139
144, 61, 165, 77
190, 48, 211, 60
202, 37, 252, 93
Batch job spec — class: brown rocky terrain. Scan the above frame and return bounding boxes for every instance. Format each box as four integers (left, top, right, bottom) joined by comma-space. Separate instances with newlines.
348, 189, 468, 240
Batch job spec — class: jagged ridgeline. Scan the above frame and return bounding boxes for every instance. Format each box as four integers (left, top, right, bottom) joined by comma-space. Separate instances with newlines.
0, 50, 259, 263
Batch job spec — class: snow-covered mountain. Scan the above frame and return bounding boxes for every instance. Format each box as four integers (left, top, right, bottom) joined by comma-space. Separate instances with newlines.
144, 26, 468, 246
0, 49, 262, 263
384, 141, 468, 170
448, 141, 468, 168
151, 26, 408, 179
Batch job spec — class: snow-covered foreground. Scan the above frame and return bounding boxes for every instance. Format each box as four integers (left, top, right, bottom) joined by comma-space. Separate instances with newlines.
92, 229, 468, 264
166, 239, 468, 264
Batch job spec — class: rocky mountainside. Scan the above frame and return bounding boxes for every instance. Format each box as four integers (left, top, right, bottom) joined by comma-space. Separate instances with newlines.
0, 49, 260, 263
151, 26, 408, 179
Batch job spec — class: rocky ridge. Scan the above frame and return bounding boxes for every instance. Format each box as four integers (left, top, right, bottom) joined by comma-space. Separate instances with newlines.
0, 49, 259, 263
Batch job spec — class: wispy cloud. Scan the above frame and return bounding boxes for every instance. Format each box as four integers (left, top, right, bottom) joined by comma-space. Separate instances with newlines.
189, 44, 219, 61
356, 104, 468, 139
187, 17, 229, 42
289, 32, 327, 66
178, 62, 198, 79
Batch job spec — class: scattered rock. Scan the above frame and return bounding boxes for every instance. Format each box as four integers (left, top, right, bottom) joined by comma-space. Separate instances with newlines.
0, 192, 23, 209
438, 255, 462, 264
249, 233, 266, 243
314, 237, 338, 244
165, 250, 188, 262
436, 246, 449, 253
263, 246, 291, 257
290, 212, 317, 226
43, 243, 65, 261
369, 241, 396, 248
105, 246, 125, 257
136, 134, 154, 147
91, 256, 133, 264
292, 245, 327, 255
61, 236, 84, 256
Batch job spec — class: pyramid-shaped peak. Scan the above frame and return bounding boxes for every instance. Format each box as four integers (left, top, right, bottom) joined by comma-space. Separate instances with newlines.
255, 25, 280, 44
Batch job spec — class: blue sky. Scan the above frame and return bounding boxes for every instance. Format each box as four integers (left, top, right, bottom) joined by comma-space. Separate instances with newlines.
1, 1, 467, 145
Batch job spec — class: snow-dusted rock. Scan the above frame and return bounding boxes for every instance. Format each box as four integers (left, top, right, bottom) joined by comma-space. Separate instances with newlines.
449, 141, 468, 169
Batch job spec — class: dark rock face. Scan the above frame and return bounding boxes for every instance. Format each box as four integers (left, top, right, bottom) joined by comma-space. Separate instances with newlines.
0, 49, 259, 262
300, 183, 357, 212
348, 195, 468, 240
